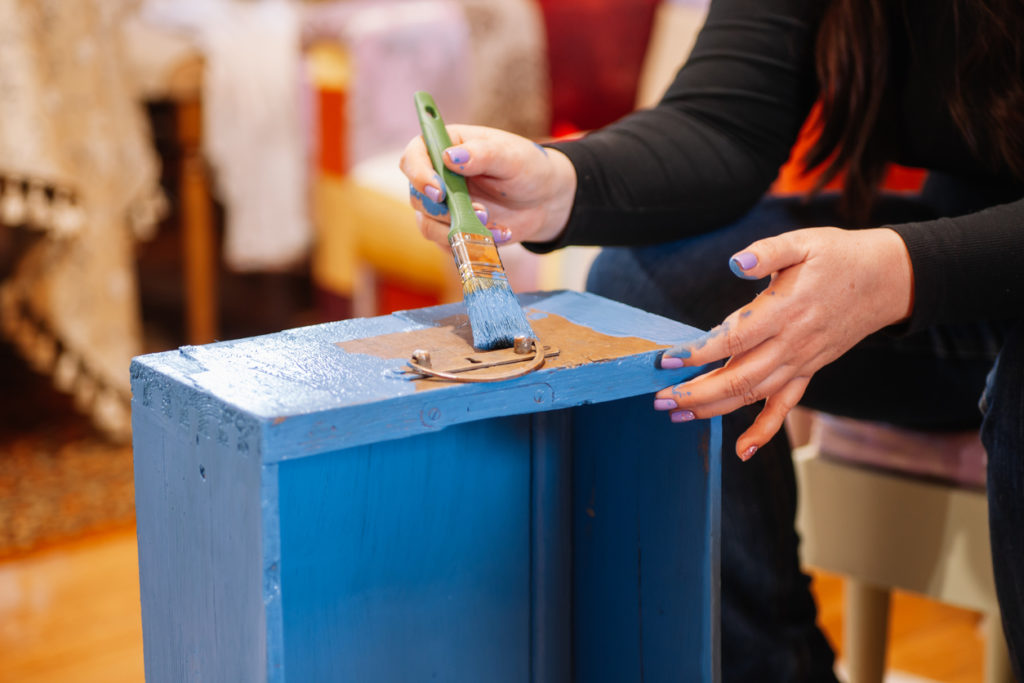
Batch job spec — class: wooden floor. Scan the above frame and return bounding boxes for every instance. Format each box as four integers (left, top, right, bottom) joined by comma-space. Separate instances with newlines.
0, 527, 991, 683
811, 572, 987, 683
0, 529, 144, 683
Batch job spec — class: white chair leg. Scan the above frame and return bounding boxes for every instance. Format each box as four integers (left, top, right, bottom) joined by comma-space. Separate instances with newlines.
845, 579, 891, 683
984, 614, 1016, 683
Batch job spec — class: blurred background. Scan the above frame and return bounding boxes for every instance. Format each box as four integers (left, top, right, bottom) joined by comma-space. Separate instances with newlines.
0, 0, 985, 681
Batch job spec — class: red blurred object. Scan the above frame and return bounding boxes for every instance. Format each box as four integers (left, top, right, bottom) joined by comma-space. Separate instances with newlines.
317, 88, 347, 175
537, 0, 660, 134
773, 103, 927, 195
550, 121, 584, 140
376, 279, 441, 315
880, 165, 928, 192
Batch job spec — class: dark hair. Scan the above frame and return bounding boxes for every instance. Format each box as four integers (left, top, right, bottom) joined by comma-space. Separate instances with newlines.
803, 0, 1024, 220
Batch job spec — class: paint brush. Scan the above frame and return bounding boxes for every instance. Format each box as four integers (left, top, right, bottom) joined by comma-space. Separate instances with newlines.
414, 91, 534, 350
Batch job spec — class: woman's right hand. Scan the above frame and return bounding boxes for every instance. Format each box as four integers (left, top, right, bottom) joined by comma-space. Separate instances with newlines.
399, 124, 578, 247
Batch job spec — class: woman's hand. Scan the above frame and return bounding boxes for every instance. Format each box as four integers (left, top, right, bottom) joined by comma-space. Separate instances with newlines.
653, 227, 915, 460
399, 124, 577, 246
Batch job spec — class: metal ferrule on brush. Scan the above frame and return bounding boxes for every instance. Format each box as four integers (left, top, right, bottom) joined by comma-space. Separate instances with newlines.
449, 231, 509, 284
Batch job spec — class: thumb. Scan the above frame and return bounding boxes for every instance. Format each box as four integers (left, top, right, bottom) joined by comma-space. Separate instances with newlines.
728, 231, 810, 280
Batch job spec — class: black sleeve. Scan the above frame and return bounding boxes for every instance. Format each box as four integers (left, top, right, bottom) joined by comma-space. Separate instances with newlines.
889, 197, 1024, 331
524, 0, 824, 253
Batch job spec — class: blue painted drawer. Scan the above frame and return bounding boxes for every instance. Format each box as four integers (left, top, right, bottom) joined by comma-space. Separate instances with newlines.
131, 290, 720, 682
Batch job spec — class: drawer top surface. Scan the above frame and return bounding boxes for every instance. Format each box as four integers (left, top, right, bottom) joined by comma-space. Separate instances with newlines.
131, 291, 706, 458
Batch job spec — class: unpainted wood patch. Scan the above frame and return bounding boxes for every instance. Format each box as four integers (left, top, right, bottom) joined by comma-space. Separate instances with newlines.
336, 310, 668, 388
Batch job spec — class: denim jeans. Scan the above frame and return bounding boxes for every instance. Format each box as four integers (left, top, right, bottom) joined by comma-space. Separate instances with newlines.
585, 189, 1022, 681
981, 320, 1024, 680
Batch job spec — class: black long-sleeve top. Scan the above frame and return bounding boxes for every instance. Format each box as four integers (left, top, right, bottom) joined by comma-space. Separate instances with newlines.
534, 0, 1023, 333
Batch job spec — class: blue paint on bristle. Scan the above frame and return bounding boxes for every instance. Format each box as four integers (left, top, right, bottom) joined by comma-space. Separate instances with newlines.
464, 281, 534, 350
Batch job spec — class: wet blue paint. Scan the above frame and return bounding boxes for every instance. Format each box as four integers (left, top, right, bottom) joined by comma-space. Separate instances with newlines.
463, 284, 534, 350
572, 397, 720, 682
663, 346, 692, 361
670, 385, 690, 400
279, 418, 532, 682
409, 184, 449, 217
688, 322, 730, 351
729, 258, 761, 278
729, 252, 759, 280
134, 291, 709, 460
740, 310, 753, 319
534, 143, 549, 157
132, 291, 721, 682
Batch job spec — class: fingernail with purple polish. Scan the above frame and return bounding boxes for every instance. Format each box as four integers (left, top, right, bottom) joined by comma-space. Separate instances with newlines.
446, 147, 470, 164
475, 208, 489, 225
490, 227, 512, 244
425, 184, 443, 203
433, 174, 447, 200
653, 398, 677, 411
661, 356, 685, 369
670, 410, 696, 423
729, 251, 759, 279
740, 445, 758, 461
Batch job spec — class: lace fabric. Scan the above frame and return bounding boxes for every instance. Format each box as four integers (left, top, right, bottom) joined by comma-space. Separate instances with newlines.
0, 0, 165, 440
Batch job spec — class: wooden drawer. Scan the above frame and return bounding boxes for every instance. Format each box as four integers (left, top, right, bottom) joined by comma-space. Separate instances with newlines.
131, 290, 721, 682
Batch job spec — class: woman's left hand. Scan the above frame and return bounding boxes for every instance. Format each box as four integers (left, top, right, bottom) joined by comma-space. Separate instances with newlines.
654, 226, 915, 460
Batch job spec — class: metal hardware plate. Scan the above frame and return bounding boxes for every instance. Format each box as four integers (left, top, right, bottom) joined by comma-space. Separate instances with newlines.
400, 338, 559, 383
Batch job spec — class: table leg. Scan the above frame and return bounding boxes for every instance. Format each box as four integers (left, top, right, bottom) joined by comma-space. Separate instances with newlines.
176, 98, 218, 345
845, 578, 891, 683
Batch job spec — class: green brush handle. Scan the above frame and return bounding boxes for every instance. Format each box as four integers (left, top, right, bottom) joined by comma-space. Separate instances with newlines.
414, 91, 489, 239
